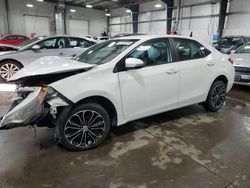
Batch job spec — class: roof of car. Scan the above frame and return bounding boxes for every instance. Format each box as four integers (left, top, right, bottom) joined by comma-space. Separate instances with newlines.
112, 34, 191, 40
42, 35, 97, 42
223, 35, 250, 38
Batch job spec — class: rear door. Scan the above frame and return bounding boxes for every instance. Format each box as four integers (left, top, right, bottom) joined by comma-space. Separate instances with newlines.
172, 38, 215, 107
118, 38, 179, 120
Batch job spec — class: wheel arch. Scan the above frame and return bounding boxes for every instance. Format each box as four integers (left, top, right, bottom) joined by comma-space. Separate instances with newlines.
75, 96, 118, 127
213, 75, 228, 86
205, 74, 229, 100
0, 58, 23, 67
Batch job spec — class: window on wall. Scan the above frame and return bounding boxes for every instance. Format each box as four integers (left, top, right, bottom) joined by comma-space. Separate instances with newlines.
128, 39, 173, 66
173, 38, 211, 61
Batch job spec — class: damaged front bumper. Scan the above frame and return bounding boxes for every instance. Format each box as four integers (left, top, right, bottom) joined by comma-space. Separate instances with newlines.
0, 86, 70, 130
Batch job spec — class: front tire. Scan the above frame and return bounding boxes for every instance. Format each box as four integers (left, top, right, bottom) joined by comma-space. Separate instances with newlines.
203, 80, 226, 112
0, 60, 23, 82
57, 103, 111, 151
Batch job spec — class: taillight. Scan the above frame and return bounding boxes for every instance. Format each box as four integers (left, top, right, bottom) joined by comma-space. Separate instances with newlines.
228, 58, 234, 64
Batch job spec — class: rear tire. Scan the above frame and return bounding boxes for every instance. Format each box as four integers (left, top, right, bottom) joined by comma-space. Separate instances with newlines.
57, 102, 111, 151
0, 60, 23, 82
203, 80, 226, 112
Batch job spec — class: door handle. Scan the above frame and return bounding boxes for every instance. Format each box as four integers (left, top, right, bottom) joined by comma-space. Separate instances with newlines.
166, 69, 178, 74
207, 62, 214, 66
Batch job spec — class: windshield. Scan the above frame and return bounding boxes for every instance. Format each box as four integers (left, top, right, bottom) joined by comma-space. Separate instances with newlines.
17, 37, 44, 49
218, 37, 240, 46
235, 43, 250, 54
75, 40, 137, 65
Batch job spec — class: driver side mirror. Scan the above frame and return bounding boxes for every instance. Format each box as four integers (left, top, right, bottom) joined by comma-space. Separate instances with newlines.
125, 58, 144, 70
32, 45, 41, 50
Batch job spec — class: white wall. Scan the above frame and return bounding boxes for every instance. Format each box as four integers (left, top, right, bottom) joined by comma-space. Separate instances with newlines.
0, 0, 107, 37
110, 8, 133, 36
7, 0, 56, 36
0, 0, 8, 35
173, 0, 220, 43
224, 0, 250, 36
110, 0, 168, 36
66, 6, 107, 37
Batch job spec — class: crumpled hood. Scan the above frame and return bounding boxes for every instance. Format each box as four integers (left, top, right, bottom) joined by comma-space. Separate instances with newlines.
9, 56, 95, 82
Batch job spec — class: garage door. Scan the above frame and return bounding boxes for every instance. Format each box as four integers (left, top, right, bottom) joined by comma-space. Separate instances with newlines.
68, 19, 89, 37
24, 15, 50, 37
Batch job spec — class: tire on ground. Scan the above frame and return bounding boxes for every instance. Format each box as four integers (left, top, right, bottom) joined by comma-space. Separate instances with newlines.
203, 80, 226, 112
56, 102, 111, 151
0, 60, 23, 82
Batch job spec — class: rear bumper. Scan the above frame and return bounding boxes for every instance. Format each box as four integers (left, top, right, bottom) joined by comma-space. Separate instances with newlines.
234, 81, 250, 86
234, 72, 250, 87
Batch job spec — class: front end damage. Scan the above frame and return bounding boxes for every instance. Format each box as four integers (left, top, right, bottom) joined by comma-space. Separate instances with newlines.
0, 86, 71, 130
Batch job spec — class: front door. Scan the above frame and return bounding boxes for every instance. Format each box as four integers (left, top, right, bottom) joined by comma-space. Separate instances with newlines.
28, 37, 68, 63
118, 39, 179, 121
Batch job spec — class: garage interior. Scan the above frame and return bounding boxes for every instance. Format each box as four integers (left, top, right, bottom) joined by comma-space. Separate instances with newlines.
0, 0, 250, 187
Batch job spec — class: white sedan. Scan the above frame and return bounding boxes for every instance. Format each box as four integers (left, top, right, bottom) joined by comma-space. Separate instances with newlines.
230, 42, 250, 86
0, 35, 97, 81
0, 35, 235, 150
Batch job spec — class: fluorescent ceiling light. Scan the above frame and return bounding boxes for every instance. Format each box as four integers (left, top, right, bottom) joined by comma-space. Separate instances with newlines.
155, 4, 162, 8
26, 4, 34, 7
86, 4, 93, 8
36, 0, 44, 2
105, 13, 111, 17
126, 9, 132, 13
70, 9, 76, 12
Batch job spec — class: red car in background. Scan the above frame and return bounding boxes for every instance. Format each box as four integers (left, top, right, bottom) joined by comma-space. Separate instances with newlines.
0, 35, 29, 45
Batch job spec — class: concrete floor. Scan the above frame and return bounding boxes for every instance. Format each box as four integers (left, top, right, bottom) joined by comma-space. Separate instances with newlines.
0, 85, 249, 188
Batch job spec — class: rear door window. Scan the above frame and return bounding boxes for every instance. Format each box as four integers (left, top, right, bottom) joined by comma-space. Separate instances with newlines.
69, 37, 92, 48
17, 36, 26, 40
173, 38, 211, 61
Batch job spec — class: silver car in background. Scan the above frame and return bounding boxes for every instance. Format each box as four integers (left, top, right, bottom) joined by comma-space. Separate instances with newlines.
0, 35, 97, 81
230, 42, 250, 86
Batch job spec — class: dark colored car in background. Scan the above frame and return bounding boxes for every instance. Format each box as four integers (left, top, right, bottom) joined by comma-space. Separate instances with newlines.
213, 35, 250, 54
0, 35, 30, 46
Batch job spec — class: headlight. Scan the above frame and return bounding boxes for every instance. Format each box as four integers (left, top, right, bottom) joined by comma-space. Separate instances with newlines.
45, 87, 69, 107
0, 87, 48, 129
